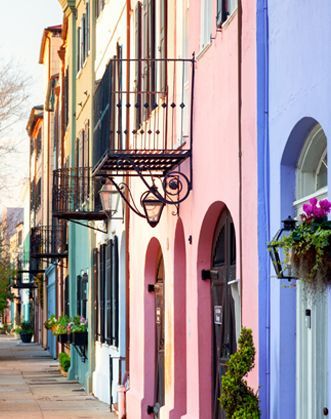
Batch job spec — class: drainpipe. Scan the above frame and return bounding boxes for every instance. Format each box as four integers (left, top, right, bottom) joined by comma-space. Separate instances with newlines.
237, 1, 243, 308
257, 0, 270, 417
122, 0, 132, 416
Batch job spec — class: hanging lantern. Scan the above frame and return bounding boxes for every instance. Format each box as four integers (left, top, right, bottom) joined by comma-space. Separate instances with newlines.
141, 189, 165, 228
99, 183, 121, 217
268, 216, 298, 280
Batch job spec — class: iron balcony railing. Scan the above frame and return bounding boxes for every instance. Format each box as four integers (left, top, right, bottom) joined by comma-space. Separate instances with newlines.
30, 225, 67, 259
52, 167, 106, 220
92, 57, 195, 177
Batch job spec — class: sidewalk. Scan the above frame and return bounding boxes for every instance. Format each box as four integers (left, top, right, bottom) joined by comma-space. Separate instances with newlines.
0, 335, 115, 418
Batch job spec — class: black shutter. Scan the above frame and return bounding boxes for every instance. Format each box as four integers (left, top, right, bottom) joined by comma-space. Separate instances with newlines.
82, 273, 88, 319
99, 244, 106, 343
77, 275, 82, 315
64, 275, 69, 316
135, 2, 142, 129
93, 248, 99, 340
105, 240, 112, 343
112, 236, 119, 347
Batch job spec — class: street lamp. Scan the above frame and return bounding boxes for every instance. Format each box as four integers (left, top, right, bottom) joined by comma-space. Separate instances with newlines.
140, 189, 165, 228
268, 216, 297, 280
99, 183, 121, 218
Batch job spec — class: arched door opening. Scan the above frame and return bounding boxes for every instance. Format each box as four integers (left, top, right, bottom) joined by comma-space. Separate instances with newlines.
294, 122, 328, 419
210, 209, 239, 419
154, 254, 165, 417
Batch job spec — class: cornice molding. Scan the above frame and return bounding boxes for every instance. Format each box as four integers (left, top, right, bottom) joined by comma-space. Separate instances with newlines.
58, 0, 76, 13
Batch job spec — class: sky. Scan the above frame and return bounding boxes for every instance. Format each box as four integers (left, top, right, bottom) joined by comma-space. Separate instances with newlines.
0, 1, 62, 209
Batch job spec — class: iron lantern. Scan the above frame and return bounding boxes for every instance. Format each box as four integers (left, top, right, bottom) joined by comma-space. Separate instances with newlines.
140, 189, 165, 228
99, 182, 121, 217
268, 216, 298, 280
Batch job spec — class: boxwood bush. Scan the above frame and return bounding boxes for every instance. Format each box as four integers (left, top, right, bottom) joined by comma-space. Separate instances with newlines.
58, 352, 70, 372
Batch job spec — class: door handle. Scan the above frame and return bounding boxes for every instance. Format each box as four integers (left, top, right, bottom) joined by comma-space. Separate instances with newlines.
323, 407, 328, 416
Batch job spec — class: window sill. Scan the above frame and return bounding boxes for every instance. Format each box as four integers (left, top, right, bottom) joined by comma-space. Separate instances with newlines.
196, 41, 212, 61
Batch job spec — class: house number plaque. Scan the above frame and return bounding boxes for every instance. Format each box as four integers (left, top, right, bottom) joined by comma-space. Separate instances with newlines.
214, 305, 223, 325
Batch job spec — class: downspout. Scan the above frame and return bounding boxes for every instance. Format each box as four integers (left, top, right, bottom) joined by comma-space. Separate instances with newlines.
124, 0, 132, 407
257, 0, 270, 417
237, 2, 243, 308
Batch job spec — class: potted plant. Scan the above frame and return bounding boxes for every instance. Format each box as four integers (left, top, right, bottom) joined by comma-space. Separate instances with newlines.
44, 314, 57, 331
69, 316, 88, 346
220, 328, 260, 418
270, 198, 331, 288
58, 352, 70, 377
52, 315, 70, 344
15, 322, 34, 343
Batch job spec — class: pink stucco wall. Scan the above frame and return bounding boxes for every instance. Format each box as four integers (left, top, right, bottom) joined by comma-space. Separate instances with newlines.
126, 1, 257, 418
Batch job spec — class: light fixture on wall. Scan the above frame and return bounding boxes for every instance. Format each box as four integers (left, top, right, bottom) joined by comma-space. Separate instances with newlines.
268, 216, 298, 280
99, 182, 121, 219
99, 179, 171, 228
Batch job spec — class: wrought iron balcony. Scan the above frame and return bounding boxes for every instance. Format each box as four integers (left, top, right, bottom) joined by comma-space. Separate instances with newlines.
92, 57, 194, 178
52, 167, 107, 221
30, 225, 68, 259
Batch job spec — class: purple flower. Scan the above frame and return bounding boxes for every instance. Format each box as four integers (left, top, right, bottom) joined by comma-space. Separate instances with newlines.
319, 199, 331, 213
312, 206, 324, 218
309, 197, 318, 206
303, 203, 313, 216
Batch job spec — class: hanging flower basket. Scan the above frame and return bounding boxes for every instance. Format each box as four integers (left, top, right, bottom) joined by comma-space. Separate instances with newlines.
270, 198, 331, 288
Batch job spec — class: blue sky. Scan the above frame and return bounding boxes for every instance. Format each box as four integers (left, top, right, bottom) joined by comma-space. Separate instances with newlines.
0, 1, 62, 207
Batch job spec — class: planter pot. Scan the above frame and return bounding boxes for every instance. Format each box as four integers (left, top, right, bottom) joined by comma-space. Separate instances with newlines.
292, 245, 331, 285
20, 332, 33, 343
71, 331, 87, 346
59, 366, 68, 377
57, 334, 69, 344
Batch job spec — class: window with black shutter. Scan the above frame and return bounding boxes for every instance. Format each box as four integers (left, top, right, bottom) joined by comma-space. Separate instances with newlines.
81, 273, 88, 319
77, 27, 81, 71
111, 236, 119, 347
217, 0, 237, 27
98, 243, 106, 342
135, 2, 142, 129
64, 275, 69, 316
93, 248, 99, 340
76, 275, 82, 315
105, 239, 113, 344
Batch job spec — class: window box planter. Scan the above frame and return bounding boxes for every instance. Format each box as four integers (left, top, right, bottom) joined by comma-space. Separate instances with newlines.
71, 331, 88, 346
57, 333, 70, 344
20, 332, 33, 343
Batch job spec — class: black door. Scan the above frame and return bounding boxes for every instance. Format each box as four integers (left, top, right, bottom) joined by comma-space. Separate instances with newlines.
154, 256, 165, 417
211, 212, 237, 419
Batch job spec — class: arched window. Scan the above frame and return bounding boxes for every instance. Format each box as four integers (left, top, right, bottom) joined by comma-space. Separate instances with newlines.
296, 124, 327, 200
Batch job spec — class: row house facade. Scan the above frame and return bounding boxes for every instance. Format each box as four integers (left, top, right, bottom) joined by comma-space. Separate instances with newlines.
26, 0, 259, 418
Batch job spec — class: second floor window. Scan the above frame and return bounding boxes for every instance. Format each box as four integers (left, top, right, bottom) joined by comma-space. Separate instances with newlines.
217, 0, 238, 27
77, 2, 90, 72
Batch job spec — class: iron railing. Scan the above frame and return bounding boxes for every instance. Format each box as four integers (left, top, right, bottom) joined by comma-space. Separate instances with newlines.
92, 57, 194, 177
52, 167, 106, 220
30, 225, 67, 259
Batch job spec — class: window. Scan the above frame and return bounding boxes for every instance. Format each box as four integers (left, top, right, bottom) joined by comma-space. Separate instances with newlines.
77, 3, 90, 73
201, 0, 212, 49
64, 275, 70, 316
217, 0, 238, 27
76, 273, 88, 319
296, 124, 328, 200
64, 68, 69, 128
96, 237, 119, 346
96, 0, 105, 18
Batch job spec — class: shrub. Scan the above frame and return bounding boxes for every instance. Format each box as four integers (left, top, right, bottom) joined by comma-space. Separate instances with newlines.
220, 327, 260, 419
58, 352, 70, 372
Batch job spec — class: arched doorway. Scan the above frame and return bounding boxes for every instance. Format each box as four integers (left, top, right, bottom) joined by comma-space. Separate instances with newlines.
154, 254, 165, 417
294, 123, 328, 419
210, 209, 239, 419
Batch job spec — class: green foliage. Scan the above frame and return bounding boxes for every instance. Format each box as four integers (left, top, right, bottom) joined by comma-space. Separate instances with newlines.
44, 314, 57, 330
58, 352, 70, 372
15, 321, 33, 334
69, 315, 88, 333
220, 328, 260, 419
271, 219, 331, 283
52, 315, 70, 335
